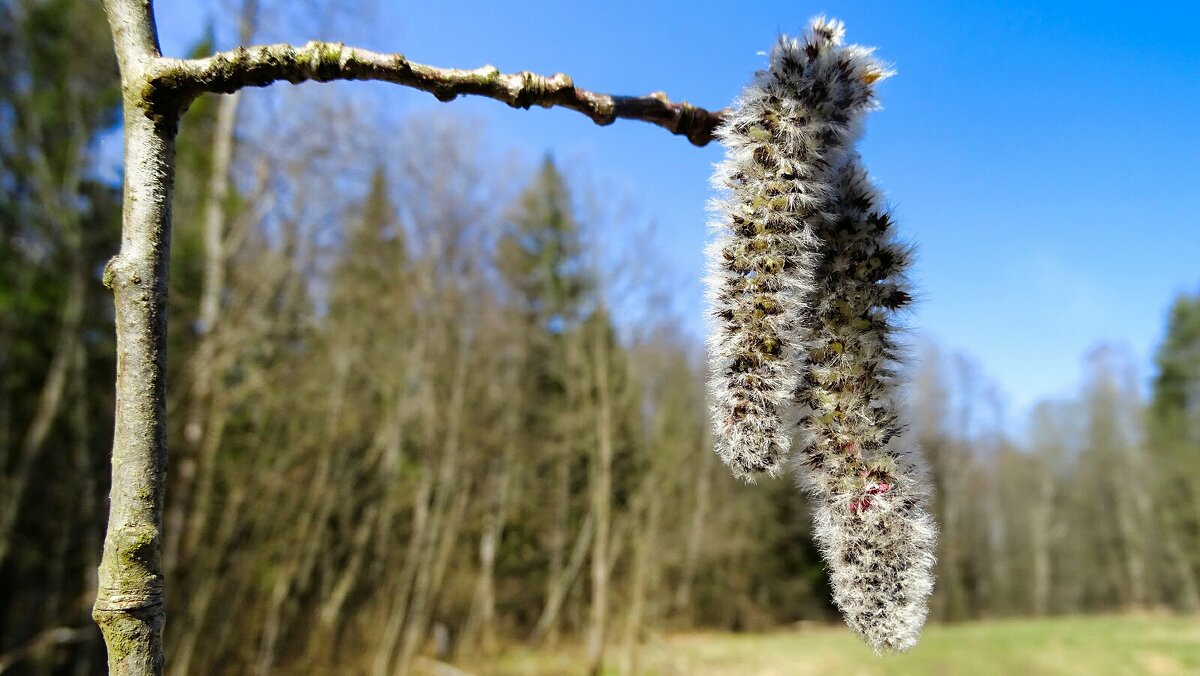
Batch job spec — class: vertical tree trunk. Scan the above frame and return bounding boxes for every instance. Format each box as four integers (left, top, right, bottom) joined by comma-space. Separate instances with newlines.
371, 472, 432, 676
459, 361, 518, 658
316, 503, 378, 648
251, 356, 351, 676
543, 331, 582, 649
585, 317, 614, 676
1162, 524, 1200, 610
70, 343, 102, 676
530, 512, 594, 645
95, 4, 175, 673
673, 430, 712, 613
1030, 471, 1055, 615
620, 489, 660, 676
543, 452, 570, 646
1115, 478, 1149, 608
0, 227, 84, 568
395, 338, 472, 675
0, 93, 91, 570
168, 483, 246, 676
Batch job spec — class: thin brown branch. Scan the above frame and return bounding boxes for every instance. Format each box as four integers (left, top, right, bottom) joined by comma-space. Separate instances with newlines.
0, 626, 93, 674
145, 42, 728, 146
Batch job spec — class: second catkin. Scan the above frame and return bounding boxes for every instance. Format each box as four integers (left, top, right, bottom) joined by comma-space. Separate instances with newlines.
795, 155, 937, 653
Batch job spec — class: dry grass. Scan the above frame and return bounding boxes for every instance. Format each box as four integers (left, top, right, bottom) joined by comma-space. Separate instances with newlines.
467, 614, 1200, 676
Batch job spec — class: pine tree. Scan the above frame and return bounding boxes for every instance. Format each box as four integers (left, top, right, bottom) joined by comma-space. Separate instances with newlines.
496, 156, 594, 639
1148, 292, 1200, 608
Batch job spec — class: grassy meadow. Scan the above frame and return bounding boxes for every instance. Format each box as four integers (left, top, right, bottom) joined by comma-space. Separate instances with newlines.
483, 615, 1200, 676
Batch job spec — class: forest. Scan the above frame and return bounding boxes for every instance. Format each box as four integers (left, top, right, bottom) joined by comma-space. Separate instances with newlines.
1, 1, 1198, 674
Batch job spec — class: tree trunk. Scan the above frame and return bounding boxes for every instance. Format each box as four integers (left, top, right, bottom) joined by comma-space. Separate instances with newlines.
530, 512, 595, 646
0, 227, 84, 569
0, 85, 91, 568
459, 368, 517, 658
1162, 521, 1200, 611
1030, 471, 1054, 615
1114, 453, 1149, 608
585, 317, 614, 676
395, 337, 472, 675
70, 342, 102, 676
620, 489, 660, 676
94, 4, 176, 672
168, 484, 246, 676
371, 472, 433, 676
673, 429, 712, 613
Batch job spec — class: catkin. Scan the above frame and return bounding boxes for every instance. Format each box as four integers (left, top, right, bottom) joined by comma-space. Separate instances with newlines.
795, 156, 937, 653
708, 17, 937, 652
705, 18, 888, 479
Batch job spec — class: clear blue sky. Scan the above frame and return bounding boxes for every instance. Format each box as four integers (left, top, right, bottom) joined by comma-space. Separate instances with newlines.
151, 0, 1200, 418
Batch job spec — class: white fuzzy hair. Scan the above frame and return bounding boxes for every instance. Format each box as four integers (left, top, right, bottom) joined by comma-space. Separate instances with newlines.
706, 17, 936, 652
705, 17, 890, 480
793, 155, 936, 653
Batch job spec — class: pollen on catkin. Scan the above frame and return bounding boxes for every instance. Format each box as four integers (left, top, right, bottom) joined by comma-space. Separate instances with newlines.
794, 155, 937, 653
705, 18, 892, 480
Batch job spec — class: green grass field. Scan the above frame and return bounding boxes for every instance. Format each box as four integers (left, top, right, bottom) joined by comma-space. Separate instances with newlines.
484, 615, 1200, 675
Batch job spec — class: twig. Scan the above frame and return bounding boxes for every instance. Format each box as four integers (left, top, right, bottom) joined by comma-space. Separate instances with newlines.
144, 42, 727, 146
0, 626, 93, 674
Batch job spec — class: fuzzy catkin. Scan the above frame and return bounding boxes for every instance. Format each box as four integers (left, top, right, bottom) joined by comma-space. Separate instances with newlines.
794, 155, 937, 653
706, 18, 889, 480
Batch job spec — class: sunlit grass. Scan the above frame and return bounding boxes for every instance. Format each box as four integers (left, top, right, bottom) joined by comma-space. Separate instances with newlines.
479, 615, 1200, 676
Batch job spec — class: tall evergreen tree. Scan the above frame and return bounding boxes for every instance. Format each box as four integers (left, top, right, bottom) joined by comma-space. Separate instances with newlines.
497, 155, 591, 333
1148, 292, 1200, 608
329, 162, 409, 362
1152, 292, 1200, 444
495, 156, 594, 641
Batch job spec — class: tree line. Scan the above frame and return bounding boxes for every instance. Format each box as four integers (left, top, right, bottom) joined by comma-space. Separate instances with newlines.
1, 1, 1197, 673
